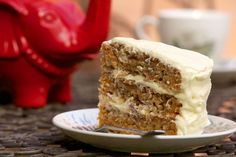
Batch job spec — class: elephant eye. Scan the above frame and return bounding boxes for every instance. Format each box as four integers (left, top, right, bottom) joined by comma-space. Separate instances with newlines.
41, 11, 59, 23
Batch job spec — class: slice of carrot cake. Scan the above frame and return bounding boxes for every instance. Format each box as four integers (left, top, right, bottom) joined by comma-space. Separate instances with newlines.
98, 37, 213, 135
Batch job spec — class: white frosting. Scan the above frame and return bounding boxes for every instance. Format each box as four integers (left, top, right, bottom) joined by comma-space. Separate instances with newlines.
102, 37, 213, 135
109, 37, 213, 79
99, 93, 130, 112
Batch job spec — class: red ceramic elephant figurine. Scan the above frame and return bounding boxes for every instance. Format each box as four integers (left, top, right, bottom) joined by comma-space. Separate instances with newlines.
0, 0, 111, 108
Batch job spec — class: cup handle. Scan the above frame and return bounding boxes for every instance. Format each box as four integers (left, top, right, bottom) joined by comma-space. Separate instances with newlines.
135, 15, 159, 40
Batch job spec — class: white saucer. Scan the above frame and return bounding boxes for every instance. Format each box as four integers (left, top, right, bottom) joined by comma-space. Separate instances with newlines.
212, 59, 236, 83
52, 108, 236, 153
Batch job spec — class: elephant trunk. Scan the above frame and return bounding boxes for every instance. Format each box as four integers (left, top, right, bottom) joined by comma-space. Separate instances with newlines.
75, 0, 111, 59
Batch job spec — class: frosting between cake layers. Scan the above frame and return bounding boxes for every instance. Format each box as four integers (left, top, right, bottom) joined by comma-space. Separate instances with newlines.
110, 69, 212, 135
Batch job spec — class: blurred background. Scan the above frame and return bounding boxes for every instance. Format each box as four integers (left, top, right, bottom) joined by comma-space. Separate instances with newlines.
80, 0, 236, 57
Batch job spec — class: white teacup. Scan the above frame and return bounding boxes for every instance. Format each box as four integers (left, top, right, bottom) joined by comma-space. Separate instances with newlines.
135, 9, 230, 61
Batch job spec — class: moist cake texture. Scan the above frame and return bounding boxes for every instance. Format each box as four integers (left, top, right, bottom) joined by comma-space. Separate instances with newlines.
98, 37, 213, 135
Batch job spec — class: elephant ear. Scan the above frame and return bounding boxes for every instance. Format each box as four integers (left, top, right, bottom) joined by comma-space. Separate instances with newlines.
0, 0, 28, 58
0, 0, 28, 15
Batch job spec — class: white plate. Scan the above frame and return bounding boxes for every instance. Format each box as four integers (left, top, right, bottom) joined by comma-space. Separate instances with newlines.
212, 59, 236, 83
52, 108, 236, 153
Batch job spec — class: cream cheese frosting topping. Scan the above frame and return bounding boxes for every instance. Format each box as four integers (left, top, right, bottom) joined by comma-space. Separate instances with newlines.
110, 37, 213, 79
103, 37, 213, 135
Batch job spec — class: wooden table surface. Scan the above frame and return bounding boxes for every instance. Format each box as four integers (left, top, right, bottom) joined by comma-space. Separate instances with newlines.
0, 60, 236, 157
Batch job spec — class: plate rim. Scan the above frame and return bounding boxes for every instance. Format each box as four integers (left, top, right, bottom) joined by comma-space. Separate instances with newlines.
52, 108, 236, 140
